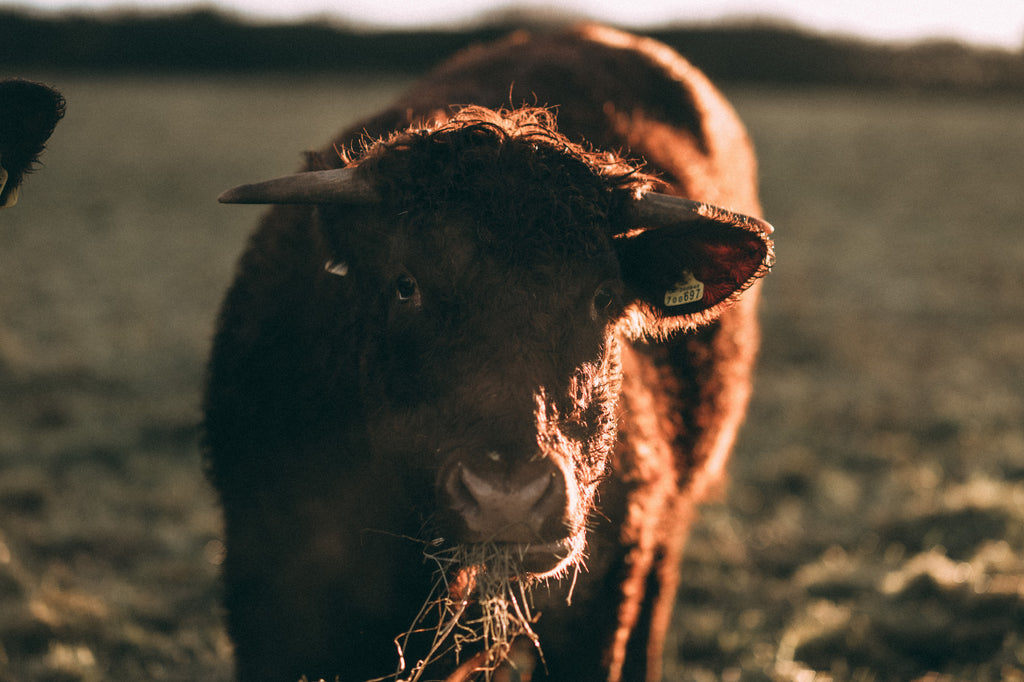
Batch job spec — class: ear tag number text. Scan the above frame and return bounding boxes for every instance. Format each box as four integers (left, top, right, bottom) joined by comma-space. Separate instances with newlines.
664, 272, 705, 307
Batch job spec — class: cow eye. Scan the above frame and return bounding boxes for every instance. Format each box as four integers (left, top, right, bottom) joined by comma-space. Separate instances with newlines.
395, 274, 419, 303
591, 283, 621, 320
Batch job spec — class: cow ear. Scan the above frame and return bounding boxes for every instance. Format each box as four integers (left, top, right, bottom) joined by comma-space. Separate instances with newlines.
614, 207, 774, 338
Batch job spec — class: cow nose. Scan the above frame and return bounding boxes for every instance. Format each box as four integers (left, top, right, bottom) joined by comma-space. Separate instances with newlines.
445, 455, 567, 544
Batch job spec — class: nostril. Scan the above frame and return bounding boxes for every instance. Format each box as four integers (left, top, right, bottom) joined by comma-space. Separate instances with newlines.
445, 465, 480, 515
460, 465, 551, 512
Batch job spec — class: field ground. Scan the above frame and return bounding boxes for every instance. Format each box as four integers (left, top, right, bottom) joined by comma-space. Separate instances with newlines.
0, 73, 1021, 681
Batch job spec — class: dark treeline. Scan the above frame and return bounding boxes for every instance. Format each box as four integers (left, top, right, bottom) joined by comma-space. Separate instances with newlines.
2, 7, 1023, 93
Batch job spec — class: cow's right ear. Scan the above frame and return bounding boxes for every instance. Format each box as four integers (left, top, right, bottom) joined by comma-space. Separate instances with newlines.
613, 200, 774, 339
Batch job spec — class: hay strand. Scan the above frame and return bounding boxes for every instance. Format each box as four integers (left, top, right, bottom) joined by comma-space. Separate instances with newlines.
377, 543, 546, 682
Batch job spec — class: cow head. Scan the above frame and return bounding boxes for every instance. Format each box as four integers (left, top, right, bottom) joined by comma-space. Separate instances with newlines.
219, 107, 773, 579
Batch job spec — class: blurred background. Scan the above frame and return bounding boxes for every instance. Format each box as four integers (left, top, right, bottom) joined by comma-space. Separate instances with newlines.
1, 1, 1023, 680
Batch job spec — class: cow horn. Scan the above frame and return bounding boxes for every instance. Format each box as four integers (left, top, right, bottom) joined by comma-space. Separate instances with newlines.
628, 191, 774, 235
217, 167, 379, 204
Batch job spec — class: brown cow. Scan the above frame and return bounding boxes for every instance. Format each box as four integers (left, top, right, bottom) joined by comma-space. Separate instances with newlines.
0, 79, 65, 208
205, 25, 773, 682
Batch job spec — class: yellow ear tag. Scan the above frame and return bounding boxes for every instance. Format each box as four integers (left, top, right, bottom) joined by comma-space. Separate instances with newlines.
664, 271, 705, 307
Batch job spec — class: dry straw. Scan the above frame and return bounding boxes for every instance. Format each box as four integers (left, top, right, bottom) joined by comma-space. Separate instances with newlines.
371, 543, 550, 682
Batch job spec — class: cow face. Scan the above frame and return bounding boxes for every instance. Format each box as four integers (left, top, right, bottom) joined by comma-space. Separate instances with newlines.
219, 107, 773, 580
316, 193, 626, 578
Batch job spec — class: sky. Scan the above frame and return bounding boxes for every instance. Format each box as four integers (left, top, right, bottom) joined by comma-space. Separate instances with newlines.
11, 0, 1024, 49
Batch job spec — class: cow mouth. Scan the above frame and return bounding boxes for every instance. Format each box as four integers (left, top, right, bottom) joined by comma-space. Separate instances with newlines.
455, 534, 580, 579
516, 538, 576, 576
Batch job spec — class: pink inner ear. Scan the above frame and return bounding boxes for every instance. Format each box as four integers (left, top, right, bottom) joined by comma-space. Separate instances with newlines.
688, 234, 771, 309
615, 214, 774, 335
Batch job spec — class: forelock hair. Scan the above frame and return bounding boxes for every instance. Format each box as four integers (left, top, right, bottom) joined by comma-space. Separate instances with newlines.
339, 106, 655, 258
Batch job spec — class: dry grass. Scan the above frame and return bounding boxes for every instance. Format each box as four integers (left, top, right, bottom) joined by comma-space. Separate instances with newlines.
375, 544, 547, 682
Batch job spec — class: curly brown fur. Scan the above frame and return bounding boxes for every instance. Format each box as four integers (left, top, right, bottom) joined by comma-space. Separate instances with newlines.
336, 106, 655, 260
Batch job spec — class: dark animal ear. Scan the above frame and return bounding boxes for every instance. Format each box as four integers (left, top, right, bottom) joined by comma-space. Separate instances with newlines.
614, 205, 774, 338
0, 79, 66, 207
